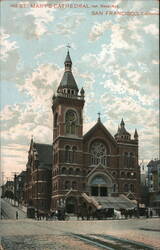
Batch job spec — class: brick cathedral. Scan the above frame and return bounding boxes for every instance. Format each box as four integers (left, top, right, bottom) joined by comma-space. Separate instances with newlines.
25, 51, 140, 214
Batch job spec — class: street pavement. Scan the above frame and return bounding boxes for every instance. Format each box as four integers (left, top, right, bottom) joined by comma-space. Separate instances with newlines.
1, 199, 160, 249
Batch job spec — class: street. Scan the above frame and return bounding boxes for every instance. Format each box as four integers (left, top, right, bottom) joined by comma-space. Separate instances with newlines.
1, 199, 160, 249
1, 199, 26, 219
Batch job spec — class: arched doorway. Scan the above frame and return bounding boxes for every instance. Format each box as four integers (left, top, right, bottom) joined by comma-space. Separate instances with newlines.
65, 197, 77, 213
89, 175, 112, 197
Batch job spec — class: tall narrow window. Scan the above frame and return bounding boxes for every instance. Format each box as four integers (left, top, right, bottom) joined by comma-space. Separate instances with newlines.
124, 183, 129, 192
54, 113, 58, 127
129, 153, 134, 168
65, 146, 70, 162
72, 181, 77, 189
72, 146, 77, 162
124, 152, 128, 167
130, 184, 134, 192
65, 181, 70, 189
65, 110, 77, 135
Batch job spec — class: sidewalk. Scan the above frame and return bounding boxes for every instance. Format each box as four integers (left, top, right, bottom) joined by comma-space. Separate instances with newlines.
3, 198, 27, 214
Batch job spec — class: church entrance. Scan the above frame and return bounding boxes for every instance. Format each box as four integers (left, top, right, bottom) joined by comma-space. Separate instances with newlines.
90, 176, 109, 197
65, 197, 77, 213
91, 186, 108, 196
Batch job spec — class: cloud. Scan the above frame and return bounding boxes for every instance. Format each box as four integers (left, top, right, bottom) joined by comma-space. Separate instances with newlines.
1, 144, 29, 179
53, 43, 76, 52
1, 2, 55, 39
25, 5, 55, 38
18, 63, 62, 106
89, 21, 112, 41
0, 29, 18, 61
144, 24, 159, 36
56, 14, 85, 36
0, 29, 20, 79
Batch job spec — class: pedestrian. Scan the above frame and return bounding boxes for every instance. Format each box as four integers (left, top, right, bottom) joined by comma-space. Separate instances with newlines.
146, 209, 149, 218
150, 210, 153, 218
16, 211, 18, 220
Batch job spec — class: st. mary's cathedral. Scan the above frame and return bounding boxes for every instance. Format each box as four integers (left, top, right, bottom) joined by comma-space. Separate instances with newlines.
25, 51, 140, 214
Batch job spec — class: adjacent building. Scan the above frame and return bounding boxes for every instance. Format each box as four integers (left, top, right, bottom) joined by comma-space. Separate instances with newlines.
14, 171, 26, 205
24, 142, 52, 212
147, 159, 160, 213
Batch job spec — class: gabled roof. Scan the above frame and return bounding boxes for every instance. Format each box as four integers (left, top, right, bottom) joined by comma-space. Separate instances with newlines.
33, 143, 52, 169
84, 120, 117, 145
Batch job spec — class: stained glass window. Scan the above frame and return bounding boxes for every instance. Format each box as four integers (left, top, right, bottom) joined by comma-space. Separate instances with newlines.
90, 141, 107, 166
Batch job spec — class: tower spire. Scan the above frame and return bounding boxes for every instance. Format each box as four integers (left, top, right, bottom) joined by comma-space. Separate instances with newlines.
120, 118, 125, 127
57, 50, 79, 96
65, 44, 72, 72
134, 129, 138, 140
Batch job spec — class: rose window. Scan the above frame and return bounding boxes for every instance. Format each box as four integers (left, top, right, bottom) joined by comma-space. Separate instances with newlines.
90, 141, 107, 166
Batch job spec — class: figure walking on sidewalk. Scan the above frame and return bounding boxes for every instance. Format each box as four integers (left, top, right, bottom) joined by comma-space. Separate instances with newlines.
16, 211, 18, 220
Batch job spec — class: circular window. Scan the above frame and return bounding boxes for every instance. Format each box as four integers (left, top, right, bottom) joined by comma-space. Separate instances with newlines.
90, 141, 107, 166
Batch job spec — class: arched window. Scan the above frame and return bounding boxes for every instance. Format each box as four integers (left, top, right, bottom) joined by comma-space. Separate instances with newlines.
61, 167, 67, 174
65, 181, 70, 189
65, 146, 71, 162
90, 140, 108, 166
69, 168, 73, 175
72, 181, 77, 189
112, 171, 116, 177
129, 153, 134, 168
72, 146, 77, 162
127, 172, 130, 178
121, 171, 125, 177
130, 184, 134, 192
113, 184, 116, 192
124, 152, 128, 167
65, 110, 77, 135
124, 183, 129, 192
76, 168, 80, 175
54, 113, 58, 127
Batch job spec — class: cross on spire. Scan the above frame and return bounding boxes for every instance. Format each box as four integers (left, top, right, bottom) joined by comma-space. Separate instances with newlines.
97, 112, 101, 122
66, 43, 71, 51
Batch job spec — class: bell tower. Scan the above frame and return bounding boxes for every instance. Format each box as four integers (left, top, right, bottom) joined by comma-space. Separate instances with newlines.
52, 50, 85, 141
51, 50, 85, 212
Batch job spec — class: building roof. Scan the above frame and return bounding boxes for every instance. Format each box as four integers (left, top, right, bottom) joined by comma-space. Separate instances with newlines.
65, 51, 72, 63
33, 143, 52, 169
57, 51, 79, 92
147, 160, 160, 169
18, 171, 26, 177
84, 119, 117, 145
58, 71, 79, 91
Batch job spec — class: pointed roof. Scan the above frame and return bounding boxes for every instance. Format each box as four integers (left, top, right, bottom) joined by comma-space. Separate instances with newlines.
118, 118, 130, 136
57, 51, 79, 92
84, 120, 117, 145
134, 129, 138, 139
120, 118, 125, 127
65, 51, 72, 64
58, 71, 79, 91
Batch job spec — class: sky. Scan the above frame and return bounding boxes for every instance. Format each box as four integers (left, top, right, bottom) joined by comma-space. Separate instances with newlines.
0, 0, 159, 181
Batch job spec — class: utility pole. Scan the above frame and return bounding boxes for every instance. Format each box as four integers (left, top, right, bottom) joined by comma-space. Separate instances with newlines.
12, 172, 19, 206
